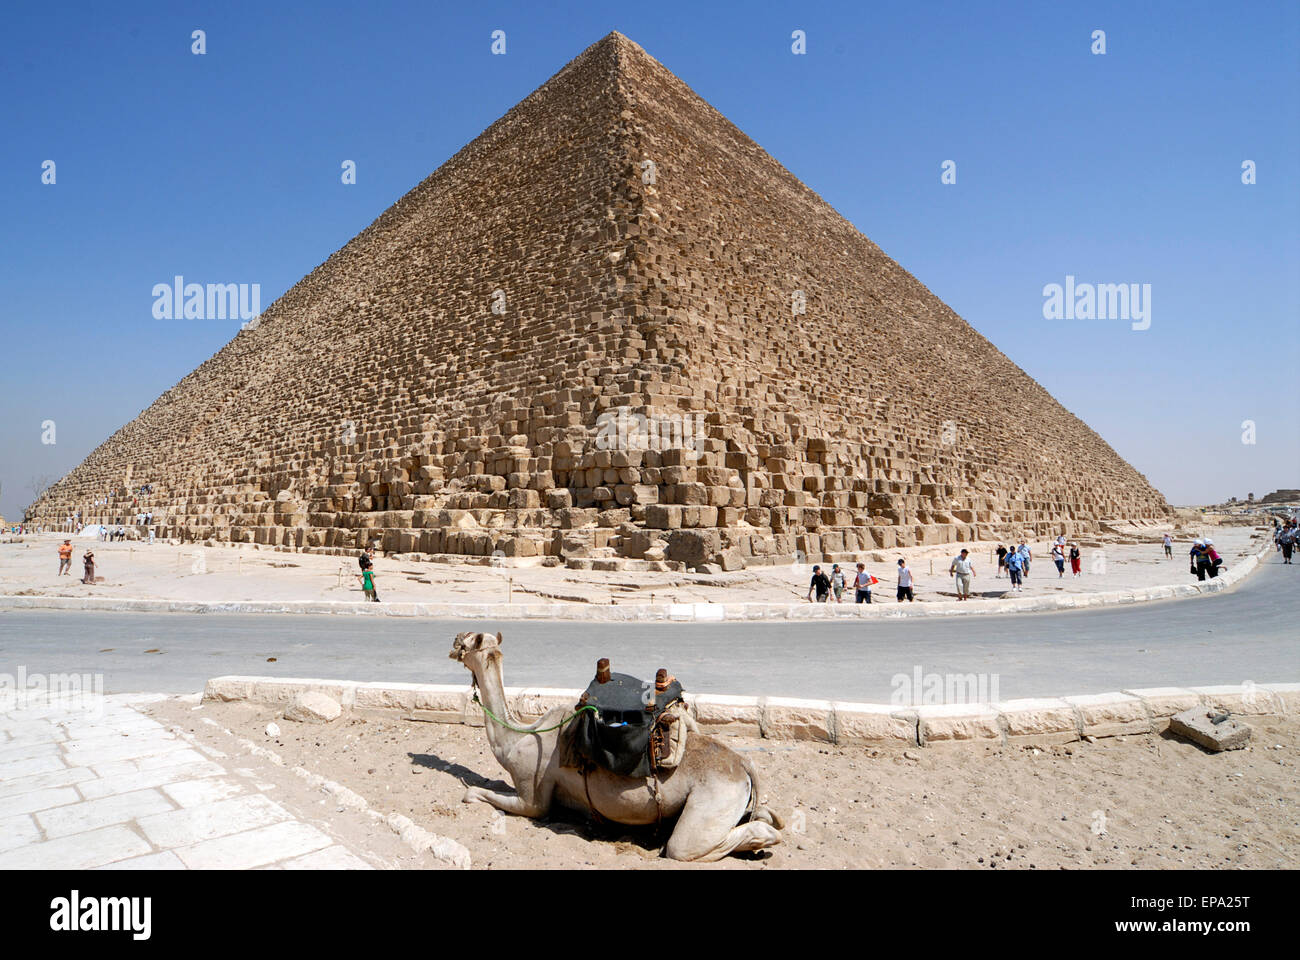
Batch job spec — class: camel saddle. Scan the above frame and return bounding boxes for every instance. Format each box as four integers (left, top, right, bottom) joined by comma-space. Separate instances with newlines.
561, 662, 687, 779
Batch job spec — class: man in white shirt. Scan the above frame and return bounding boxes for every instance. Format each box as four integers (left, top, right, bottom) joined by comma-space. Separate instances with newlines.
949, 549, 976, 600
896, 559, 914, 602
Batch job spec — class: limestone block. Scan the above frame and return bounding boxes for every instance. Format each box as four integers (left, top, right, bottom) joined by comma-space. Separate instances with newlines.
1062, 693, 1151, 737
917, 704, 1001, 744
1188, 684, 1280, 716
1168, 707, 1252, 752
993, 698, 1079, 743
284, 691, 342, 723
689, 694, 761, 737
719, 548, 745, 571
1261, 683, 1300, 714
665, 528, 719, 563
760, 697, 833, 741
410, 684, 471, 721
1123, 687, 1201, 729
203, 676, 257, 703
645, 504, 682, 529
831, 702, 918, 745
507, 687, 585, 720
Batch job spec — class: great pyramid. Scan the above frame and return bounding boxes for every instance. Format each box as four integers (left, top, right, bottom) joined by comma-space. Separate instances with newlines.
28, 32, 1171, 568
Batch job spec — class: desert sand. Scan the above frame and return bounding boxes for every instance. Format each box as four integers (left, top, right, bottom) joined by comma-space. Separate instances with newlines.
147, 697, 1298, 870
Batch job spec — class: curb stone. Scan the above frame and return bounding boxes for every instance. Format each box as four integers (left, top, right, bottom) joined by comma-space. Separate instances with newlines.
200, 673, 1298, 750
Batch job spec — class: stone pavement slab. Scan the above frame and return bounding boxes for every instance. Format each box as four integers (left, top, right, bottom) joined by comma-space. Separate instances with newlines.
173, 820, 334, 870
137, 794, 289, 849
0, 693, 393, 870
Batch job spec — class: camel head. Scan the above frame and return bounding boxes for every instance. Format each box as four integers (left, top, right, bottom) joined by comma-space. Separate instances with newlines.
449, 631, 503, 671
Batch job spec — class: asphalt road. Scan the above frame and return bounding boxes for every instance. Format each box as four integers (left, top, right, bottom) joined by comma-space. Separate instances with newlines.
1, 558, 1295, 702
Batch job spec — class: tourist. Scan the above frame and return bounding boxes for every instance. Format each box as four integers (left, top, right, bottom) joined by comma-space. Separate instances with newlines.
1069, 542, 1082, 577
1190, 539, 1218, 580
995, 543, 1007, 577
949, 549, 975, 600
807, 565, 831, 603
1005, 547, 1024, 591
1203, 538, 1222, 577
829, 563, 846, 603
1162, 532, 1173, 558
358, 545, 375, 573
357, 565, 380, 602
1017, 540, 1032, 577
57, 539, 73, 575
1278, 526, 1293, 564
1051, 540, 1066, 577
896, 559, 915, 602
852, 562, 873, 603
82, 549, 95, 584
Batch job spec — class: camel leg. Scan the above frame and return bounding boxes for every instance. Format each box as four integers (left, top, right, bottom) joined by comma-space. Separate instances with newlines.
674, 820, 781, 862
462, 780, 553, 819
663, 787, 782, 862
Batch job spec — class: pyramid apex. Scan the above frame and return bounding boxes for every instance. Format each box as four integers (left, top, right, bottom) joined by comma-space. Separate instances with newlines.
593, 30, 644, 56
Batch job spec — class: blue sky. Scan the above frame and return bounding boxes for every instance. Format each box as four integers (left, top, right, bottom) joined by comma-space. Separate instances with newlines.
2, 0, 1297, 520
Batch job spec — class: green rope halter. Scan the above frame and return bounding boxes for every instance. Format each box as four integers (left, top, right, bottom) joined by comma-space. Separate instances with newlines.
472, 691, 598, 734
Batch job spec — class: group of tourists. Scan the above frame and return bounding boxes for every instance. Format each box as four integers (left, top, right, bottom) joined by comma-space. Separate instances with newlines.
807, 562, 885, 603
1188, 538, 1223, 580
994, 536, 1082, 588
55, 540, 97, 584
806, 534, 1094, 604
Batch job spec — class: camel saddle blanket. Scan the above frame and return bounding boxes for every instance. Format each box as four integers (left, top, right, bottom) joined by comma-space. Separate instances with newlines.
561, 671, 687, 779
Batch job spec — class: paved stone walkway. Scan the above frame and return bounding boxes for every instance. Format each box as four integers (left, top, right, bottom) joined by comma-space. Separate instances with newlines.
0, 693, 373, 869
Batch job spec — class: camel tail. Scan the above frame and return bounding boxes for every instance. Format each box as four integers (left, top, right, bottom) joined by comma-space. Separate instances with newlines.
739, 754, 783, 831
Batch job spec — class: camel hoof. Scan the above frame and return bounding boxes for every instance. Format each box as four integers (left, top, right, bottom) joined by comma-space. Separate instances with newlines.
461, 787, 483, 804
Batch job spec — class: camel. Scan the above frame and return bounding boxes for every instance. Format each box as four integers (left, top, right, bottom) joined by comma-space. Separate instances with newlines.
449, 631, 782, 861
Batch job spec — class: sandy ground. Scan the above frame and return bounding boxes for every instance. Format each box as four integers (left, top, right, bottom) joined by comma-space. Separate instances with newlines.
0, 523, 1268, 612
147, 697, 1299, 870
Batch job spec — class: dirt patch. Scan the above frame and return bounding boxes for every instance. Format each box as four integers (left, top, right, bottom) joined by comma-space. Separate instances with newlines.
147, 698, 1298, 870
